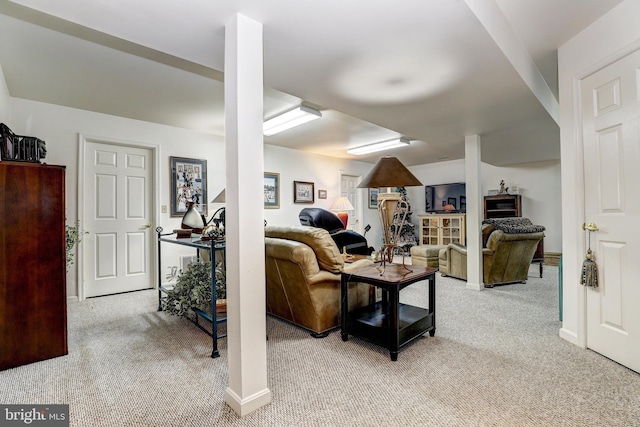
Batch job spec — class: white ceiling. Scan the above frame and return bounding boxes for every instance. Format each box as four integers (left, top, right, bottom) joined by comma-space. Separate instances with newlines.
0, 0, 623, 166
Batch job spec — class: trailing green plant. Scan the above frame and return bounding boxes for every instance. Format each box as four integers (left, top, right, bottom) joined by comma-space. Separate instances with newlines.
163, 260, 226, 318
66, 221, 88, 272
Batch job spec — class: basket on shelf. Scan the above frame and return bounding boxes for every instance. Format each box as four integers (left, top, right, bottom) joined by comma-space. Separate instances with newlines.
1, 123, 47, 163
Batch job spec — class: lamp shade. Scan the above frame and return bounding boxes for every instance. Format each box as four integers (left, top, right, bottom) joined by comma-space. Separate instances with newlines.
330, 196, 354, 212
356, 156, 422, 188
211, 189, 225, 203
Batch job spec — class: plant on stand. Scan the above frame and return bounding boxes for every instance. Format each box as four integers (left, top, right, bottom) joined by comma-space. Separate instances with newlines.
66, 221, 88, 272
163, 260, 226, 318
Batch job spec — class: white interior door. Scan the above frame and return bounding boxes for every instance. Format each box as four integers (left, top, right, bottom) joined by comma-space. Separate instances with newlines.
84, 141, 154, 298
340, 174, 359, 232
581, 48, 640, 373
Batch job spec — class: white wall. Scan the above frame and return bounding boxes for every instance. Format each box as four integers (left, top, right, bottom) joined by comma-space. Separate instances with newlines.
264, 144, 383, 246
558, 0, 640, 345
9, 96, 564, 299
9, 98, 384, 298
11, 98, 224, 299
0, 65, 11, 124
407, 158, 562, 252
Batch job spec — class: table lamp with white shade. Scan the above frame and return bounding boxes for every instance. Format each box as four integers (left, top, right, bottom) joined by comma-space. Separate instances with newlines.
330, 196, 354, 230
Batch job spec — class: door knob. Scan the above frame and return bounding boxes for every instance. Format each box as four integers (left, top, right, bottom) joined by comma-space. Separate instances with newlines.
142, 223, 152, 229
582, 222, 599, 232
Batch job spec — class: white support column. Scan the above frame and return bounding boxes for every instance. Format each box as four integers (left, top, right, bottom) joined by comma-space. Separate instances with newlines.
223, 14, 271, 416
465, 135, 484, 291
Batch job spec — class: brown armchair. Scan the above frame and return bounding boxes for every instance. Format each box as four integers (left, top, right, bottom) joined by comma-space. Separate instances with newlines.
439, 220, 544, 287
265, 225, 374, 337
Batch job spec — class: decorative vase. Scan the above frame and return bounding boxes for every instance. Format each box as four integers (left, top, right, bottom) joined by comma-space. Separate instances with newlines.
181, 201, 204, 234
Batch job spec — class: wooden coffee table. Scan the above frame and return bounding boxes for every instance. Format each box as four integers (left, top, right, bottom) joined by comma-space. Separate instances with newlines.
340, 263, 437, 361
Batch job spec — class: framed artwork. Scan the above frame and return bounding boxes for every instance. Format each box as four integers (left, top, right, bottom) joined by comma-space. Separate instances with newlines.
294, 181, 314, 203
318, 189, 327, 199
264, 172, 280, 209
447, 197, 457, 208
368, 188, 379, 209
170, 156, 207, 217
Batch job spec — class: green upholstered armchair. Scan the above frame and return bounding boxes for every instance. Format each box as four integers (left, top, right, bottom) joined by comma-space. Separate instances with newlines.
439, 220, 544, 287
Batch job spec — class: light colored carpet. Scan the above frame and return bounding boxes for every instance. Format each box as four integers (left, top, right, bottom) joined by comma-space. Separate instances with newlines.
1, 265, 639, 426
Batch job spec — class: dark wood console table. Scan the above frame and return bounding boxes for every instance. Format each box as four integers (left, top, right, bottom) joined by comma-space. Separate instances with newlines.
340, 263, 437, 361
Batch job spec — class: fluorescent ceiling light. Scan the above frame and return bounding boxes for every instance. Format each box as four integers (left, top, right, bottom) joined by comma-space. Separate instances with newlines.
263, 105, 322, 136
347, 138, 410, 155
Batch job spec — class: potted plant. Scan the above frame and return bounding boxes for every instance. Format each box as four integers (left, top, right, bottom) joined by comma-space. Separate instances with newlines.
163, 259, 226, 318
66, 221, 88, 272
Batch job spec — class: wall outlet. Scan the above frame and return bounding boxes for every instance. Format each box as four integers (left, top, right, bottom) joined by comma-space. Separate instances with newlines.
161, 205, 167, 213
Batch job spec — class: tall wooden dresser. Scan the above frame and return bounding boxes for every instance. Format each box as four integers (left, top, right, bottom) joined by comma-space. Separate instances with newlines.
0, 162, 67, 370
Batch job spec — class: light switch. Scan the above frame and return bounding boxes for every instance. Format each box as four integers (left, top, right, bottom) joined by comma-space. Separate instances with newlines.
161, 205, 167, 213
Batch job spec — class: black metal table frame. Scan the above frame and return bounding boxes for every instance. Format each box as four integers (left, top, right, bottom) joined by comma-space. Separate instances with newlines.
340, 264, 436, 361
156, 227, 226, 358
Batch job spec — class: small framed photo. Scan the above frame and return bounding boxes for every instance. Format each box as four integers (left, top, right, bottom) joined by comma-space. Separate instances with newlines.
170, 156, 207, 217
488, 189, 498, 196
368, 188, 379, 209
318, 189, 327, 199
294, 181, 314, 203
264, 172, 280, 209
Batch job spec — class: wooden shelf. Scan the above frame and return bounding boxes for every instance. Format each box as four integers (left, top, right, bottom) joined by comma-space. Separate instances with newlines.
484, 194, 521, 219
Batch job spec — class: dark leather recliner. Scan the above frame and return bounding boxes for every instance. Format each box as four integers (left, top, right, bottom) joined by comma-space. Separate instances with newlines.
298, 208, 373, 255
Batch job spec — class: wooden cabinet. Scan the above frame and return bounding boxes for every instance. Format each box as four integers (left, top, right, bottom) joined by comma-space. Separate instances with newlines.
0, 162, 67, 370
484, 194, 521, 219
418, 213, 466, 246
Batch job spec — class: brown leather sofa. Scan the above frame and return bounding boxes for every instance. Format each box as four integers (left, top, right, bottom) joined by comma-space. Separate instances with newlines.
265, 225, 374, 337
439, 220, 544, 287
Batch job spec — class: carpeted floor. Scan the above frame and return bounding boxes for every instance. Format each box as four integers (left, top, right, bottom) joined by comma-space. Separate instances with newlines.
1, 265, 639, 426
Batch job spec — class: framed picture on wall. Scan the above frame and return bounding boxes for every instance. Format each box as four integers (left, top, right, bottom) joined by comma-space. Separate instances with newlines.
294, 181, 314, 203
264, 172, 280, 209
170, 156, 207, 217
318, 189, 327, 199
368, 188, 379, 209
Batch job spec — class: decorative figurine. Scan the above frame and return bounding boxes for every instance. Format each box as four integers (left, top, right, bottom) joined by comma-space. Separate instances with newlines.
499, 180, 508, 194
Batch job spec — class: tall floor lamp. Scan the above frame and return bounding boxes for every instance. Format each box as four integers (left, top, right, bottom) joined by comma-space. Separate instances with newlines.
357, 156, 422, 272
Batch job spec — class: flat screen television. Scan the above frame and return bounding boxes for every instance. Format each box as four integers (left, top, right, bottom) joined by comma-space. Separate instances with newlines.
425, 183, 466, 213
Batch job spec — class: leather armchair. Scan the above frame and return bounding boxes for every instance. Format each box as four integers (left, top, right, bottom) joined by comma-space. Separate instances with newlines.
265, 225, 374, 337
439, 222, 544, 287
298, 207, 373, 255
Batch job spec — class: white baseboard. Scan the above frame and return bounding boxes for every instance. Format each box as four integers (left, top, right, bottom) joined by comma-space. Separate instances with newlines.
224, 387, 272, 417
559, 328, 580, 347
466, 281, 484, 291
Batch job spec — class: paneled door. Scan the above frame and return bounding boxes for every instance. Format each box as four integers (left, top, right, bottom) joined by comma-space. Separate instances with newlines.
340, 174, 360, 232
581, 48, 640, 373
83, 141, 154, 297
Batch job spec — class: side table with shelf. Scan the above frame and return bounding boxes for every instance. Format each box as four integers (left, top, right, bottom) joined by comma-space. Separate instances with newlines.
156, 227, 226, 358
341, 263, 437, 361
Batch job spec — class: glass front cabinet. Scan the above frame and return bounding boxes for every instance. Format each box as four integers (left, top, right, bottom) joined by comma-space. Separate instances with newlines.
418, 213, 466, 246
